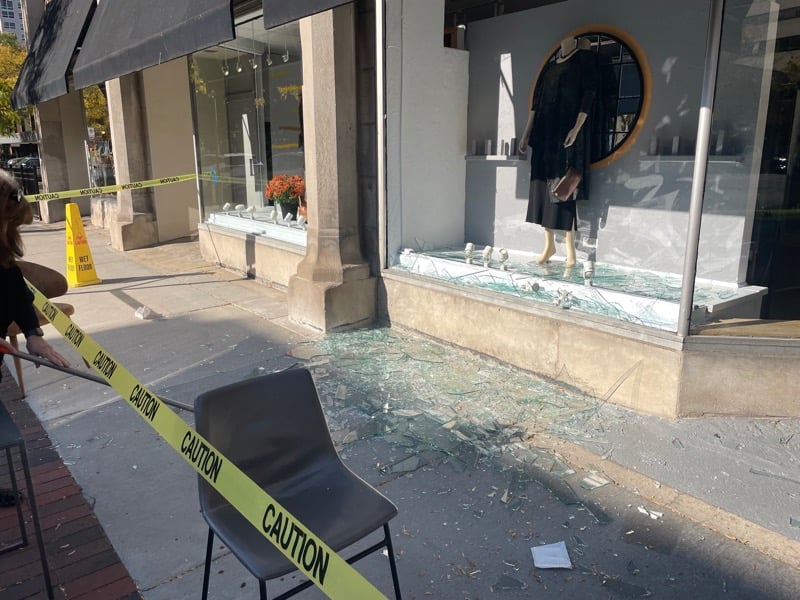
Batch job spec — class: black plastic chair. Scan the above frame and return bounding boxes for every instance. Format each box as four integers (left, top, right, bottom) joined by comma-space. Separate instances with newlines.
0, 400, 53, 599
194, 368, 402, 600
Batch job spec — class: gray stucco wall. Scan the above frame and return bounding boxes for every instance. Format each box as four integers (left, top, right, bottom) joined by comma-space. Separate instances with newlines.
465, 0, 718, 276
385, 0, 469, 258
385, 0, 774, 284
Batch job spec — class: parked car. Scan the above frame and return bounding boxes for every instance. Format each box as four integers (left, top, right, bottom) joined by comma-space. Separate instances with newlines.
3, 157, 27, 169
10, 156, 42, 194
16, 157, 40, 169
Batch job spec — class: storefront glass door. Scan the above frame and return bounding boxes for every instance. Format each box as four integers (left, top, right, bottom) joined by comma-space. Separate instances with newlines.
697, 0, 800, 335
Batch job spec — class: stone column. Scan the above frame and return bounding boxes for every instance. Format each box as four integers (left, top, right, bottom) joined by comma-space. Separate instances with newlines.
34, 94, 91, 222
288, 4, 376, 332
105, 73, 158, 250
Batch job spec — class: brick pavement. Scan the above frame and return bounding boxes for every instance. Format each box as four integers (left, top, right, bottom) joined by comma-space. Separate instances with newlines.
0, 362, 141, 600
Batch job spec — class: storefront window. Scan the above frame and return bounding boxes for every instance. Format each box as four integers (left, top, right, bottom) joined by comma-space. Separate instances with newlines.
82, 85, 115, 186
190, 14, 306, 245
385, 0, 728, 332
699, 0, 800, 331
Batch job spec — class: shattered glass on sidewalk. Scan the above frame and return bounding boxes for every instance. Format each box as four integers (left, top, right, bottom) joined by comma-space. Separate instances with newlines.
290, 326, 800, 545
290, 327, 606, 474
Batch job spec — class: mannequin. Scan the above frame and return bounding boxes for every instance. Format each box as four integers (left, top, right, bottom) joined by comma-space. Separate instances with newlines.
519, 36, 598, 267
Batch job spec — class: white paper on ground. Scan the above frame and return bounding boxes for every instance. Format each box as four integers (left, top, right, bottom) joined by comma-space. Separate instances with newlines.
531, 541, 573, 569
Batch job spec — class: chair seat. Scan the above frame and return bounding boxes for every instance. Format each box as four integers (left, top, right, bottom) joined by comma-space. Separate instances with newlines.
0, 400, 24, 449
6, 303, 75, 337
204, 465, 398, 580
17, 260, 68, 299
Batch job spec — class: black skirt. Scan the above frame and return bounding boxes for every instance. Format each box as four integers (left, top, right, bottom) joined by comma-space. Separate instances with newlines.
525, 178, 577, 232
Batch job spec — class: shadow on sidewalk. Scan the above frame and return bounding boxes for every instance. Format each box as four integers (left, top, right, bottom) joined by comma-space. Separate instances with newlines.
0, 363, 141, 600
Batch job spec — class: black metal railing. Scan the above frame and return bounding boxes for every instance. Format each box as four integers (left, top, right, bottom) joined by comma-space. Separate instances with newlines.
11, 165, 41, 195
11, 165, 42, 219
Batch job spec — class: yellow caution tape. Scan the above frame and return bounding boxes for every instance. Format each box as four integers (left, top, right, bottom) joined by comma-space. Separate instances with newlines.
27, 284, 387, 599
29, 174, 198, 203
28, 170, 271, 203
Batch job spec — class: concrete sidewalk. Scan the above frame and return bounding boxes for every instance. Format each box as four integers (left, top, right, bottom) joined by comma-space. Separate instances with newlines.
5, 218, 800, 598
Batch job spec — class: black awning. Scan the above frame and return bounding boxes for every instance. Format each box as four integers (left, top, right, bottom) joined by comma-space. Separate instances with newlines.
11, 0, 96, 109
72, 0, 235, 90
263, 0, 350, 30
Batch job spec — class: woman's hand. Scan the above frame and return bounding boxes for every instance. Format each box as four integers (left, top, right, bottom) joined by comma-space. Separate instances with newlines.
26, 335, 70, 368
0, 338, 15, 354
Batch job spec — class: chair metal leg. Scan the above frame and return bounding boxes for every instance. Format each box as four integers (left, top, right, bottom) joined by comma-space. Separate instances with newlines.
1, 447, 28, 552
268, 522, 402, 600
202, 528, 214, 600
18, 443, 54, 599
383, 523, 402, 600
259, 579, 267, 600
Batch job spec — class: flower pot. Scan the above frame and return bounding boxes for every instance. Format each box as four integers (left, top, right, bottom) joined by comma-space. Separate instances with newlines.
277, 202, 298, 220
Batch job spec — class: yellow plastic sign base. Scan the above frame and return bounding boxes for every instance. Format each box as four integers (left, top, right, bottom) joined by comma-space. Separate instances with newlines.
65, 203, 102, 288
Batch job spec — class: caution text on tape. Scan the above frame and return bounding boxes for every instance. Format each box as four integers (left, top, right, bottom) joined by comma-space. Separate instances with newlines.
29, 174, 198, 203
28, 169, 255, 203
27, 284, 387, 599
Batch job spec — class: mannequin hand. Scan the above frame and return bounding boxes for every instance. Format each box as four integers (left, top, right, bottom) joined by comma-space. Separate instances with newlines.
26, 336, 70, 368
518, 135, 530, 154
564, 112, 588, 148
564, 126, 580, 148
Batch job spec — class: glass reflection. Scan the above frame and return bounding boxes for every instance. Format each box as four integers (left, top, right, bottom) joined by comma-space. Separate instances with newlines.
190, 16, 306, 242
701, 0, 800, 327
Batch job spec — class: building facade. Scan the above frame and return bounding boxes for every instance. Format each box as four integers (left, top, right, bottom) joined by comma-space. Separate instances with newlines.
1, 0, 25, 44
378, 0, 800, 418
13, 0, 800, 418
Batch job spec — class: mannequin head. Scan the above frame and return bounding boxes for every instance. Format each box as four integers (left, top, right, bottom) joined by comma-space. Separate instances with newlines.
560, 36, 578, 57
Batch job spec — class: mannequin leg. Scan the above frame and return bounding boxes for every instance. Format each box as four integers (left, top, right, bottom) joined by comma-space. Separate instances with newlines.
564, 230, 576, 267
536, 228, 556, 264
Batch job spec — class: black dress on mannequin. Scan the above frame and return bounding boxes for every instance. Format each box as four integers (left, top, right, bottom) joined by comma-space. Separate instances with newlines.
525, 48, 599, 231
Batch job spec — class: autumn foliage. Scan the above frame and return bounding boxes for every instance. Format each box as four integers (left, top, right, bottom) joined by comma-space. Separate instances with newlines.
0, 34, 29, 135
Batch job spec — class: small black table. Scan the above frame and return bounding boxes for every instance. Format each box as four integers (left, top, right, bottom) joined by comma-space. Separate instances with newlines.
0, 399, 53, 599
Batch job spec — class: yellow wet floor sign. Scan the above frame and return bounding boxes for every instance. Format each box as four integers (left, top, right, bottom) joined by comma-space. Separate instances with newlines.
26, 285, 387, 599
65, 203, 101, 287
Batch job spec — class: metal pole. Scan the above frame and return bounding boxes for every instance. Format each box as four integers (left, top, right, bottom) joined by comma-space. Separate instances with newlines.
3, 348, 109, 385
677, 0, 726, 338
3, 348, 194, 412
376, 0, 388, 270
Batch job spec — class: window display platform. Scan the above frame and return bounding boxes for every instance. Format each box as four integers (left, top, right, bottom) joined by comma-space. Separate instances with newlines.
206, 209, 307, 247
394, 248, 766, 331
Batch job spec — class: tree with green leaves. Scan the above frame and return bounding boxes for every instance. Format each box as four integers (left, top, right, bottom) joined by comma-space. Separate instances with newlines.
0, 33, 30, 136
82, 85, 109, 137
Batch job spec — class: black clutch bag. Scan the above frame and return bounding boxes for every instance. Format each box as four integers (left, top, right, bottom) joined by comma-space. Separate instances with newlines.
551, 167, 581, 201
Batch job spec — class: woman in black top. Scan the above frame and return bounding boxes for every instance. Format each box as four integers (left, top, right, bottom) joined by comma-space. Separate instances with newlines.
0, 169, 69, 373
0, 169, 69, 505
